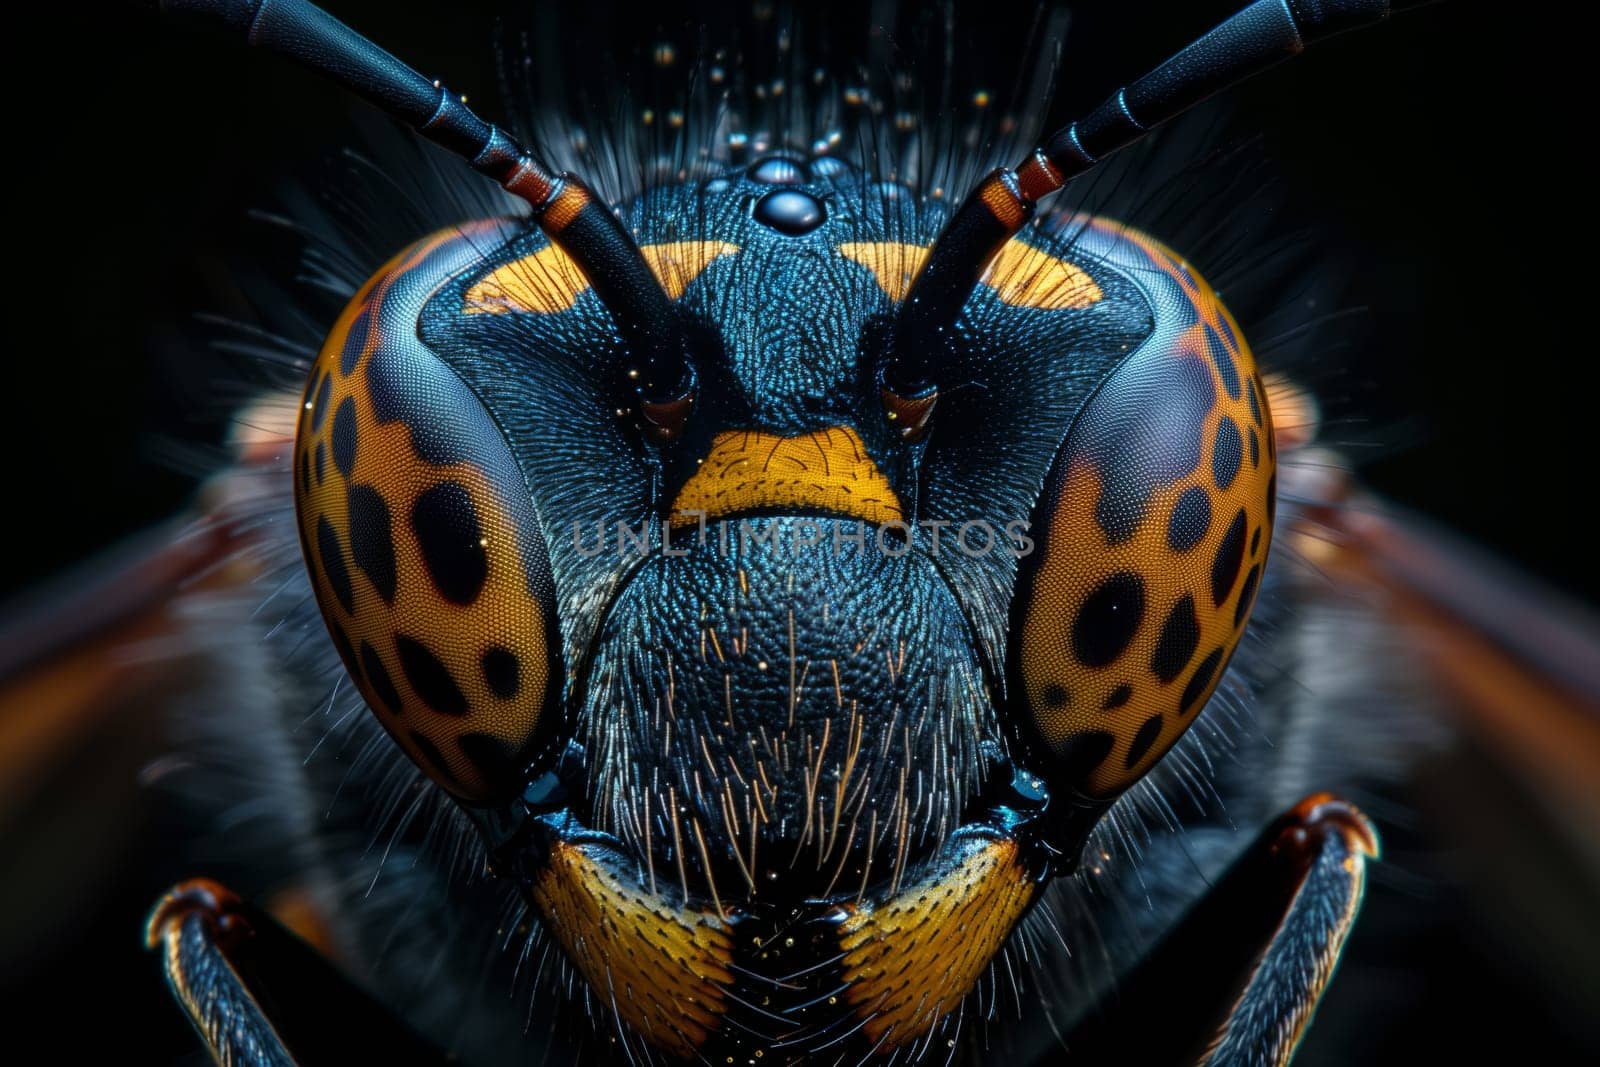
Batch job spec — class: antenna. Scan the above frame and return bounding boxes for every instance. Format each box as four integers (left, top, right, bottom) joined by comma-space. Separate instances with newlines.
156, 0, 691, 401
886, 0, 1427, 396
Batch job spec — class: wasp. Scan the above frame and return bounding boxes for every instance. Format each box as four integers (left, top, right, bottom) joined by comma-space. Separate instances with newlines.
6, 0, 1595, 1063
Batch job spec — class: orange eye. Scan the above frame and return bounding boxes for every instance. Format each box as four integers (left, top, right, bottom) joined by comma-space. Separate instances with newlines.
1011, 225, 1274, 800
294, 225, 563, 805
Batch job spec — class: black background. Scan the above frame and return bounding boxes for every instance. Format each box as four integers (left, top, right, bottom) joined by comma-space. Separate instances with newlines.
8, 0, 1595, 1062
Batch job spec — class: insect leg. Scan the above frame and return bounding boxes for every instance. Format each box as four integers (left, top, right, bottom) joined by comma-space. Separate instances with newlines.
1062, 794, 1378, 1066
146, 879, 449, 1066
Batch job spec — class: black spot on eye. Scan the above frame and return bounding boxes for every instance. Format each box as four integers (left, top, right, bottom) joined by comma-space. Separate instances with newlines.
1102, 684, 1133, 710
1213, 417, 1242, 491
315, 515, 354, 614
1073, 572, 1146, 668
1089, 358, 1214, 544
310, 372, 333, 430
366, 347, 481, 466
1207, 327, 1242, 399
411, 482, 489, 605
1210, 508, 1248, 606
1042, 684, 1070, 708
396, 635, 469, 716
1057, 730, 1116, 784
1248, 426, 1260, 468
753, 189, 826, 235
1247, 374, 1263, 427
1216, 313, 1240, 354
339, 306, 372, 376
359, 642, 401, 715
459, 733, 522, 789
1150, 595, 1200, 684
1124, 714, 1164, 768
1234, 564, 1262, 628
481, 647, 521, 699
1250, 526, 1262, 557
407, 730, 461, 788
1167, 487, 1211, 553
299, 449, 310, 493
1266, 473, 1277, 524
331, 397, 358, 478
347, 485, 396, 603
314, 441, 327, 484
1180, 648, 1225, 715
328, 622, 356, 673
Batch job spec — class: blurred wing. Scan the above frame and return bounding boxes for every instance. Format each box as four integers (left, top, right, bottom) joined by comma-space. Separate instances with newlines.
1300, 495, 1600, 864
0, 398, 293, 996
0, 397, 292, 824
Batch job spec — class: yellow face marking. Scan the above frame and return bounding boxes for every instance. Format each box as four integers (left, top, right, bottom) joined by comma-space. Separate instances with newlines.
838, 242, 929, 302
838, 835, 1036, 1048
464, 242, 590, 314
639, 241, 740, 299
532, 842, 734, 1059
840, 238, 1103, 309
1017, 223, 1273, 798
980, 238, 1104, 310
464, 240, 739, 314
297, 228, 556, 802
668, 426, 904, 528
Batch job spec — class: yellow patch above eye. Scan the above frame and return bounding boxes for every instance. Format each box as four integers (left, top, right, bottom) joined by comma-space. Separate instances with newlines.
669, 426, 904, 528
463, 242, 588, 314
838, 241, 929, 302
840, 238, 1103, 309
640, 241, 740, 299
463, 240, 738, 314
981, 239, 1104, 309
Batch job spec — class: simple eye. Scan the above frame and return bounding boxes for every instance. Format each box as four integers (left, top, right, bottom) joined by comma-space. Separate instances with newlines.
294, 228, 563, 805
880, 383, 938, 443
637, 378, 696, 444
1009, 232, 1274, 801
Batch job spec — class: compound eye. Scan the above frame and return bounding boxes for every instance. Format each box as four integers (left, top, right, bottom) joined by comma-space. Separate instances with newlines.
1010, 233, 1274, 801
294, 227, 563, 805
